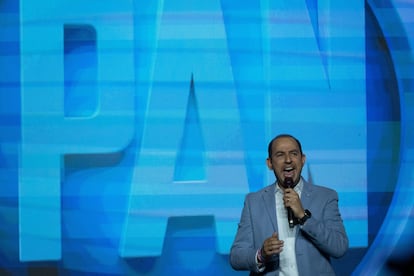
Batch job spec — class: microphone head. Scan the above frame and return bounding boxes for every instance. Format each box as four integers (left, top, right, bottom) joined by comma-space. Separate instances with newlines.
284, 177, 294, 188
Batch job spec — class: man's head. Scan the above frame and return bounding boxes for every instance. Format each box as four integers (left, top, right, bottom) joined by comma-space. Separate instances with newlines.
266, 134, 306, 188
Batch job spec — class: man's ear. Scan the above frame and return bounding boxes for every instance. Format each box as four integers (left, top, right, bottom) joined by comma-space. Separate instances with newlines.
266, 158, 273, 170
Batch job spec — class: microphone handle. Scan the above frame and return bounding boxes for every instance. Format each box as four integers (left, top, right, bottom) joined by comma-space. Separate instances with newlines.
288, 207, 295, 228
284, 178, 295, 228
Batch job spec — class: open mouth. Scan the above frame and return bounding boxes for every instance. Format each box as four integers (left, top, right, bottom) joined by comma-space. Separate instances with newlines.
283, 167, 295, 178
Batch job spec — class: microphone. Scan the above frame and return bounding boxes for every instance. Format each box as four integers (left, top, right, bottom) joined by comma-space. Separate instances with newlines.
284, 177, 295, 228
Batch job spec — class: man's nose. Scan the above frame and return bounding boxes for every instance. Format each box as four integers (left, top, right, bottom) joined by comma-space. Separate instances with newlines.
285, 155, 292, 163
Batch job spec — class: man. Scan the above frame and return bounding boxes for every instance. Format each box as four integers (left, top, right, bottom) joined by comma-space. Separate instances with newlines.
230, 134, 348, 275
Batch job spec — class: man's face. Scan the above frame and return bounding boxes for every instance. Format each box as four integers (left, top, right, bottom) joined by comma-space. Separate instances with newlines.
266, 136, 306, 187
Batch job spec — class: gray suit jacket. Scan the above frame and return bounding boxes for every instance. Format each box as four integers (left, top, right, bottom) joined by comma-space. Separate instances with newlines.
230, 178, 348, 275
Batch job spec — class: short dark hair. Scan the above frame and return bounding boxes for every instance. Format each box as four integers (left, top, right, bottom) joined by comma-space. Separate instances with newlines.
268, 134, 303, 158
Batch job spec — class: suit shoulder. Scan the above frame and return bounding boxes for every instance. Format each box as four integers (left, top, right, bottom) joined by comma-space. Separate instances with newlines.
311, 183, 338, 197
245, 184, 274, 199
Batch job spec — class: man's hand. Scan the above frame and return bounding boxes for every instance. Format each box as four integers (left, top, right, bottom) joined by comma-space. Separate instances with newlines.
283, 188, 305, 219
261, 232, 284, 258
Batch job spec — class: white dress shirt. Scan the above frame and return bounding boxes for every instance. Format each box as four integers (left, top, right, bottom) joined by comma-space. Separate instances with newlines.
275, 178, 303, 276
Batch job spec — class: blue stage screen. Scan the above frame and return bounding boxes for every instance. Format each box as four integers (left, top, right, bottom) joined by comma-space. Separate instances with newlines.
0, 1, 413, 275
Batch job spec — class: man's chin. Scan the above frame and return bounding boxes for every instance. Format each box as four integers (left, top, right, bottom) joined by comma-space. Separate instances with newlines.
278, 175, 298, 188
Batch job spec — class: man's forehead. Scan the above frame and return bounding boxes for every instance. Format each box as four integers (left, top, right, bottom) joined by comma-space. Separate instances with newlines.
273, 137, 299, 149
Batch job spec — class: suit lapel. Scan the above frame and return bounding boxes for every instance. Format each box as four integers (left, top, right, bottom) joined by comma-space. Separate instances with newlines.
262, 184, 277, 231
300, 179, 313, 207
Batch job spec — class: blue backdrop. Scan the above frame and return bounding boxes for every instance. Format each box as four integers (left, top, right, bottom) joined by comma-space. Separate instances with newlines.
0, 0, 413, 275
